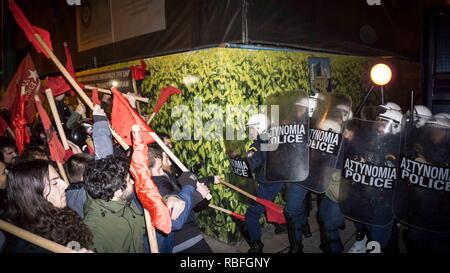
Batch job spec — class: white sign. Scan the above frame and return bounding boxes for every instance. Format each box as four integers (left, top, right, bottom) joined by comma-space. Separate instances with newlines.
77, 0, 166, 51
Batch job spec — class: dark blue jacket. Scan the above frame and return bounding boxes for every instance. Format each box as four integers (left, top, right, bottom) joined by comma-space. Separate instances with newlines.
246, 137, 267, 183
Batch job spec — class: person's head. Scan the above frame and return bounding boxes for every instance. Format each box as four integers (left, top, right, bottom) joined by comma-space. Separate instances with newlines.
0, 161, 7, 190
425, 116, 450, 144
21, 146, 49, 161
68, 125, 88, 149
0, 137, 18, 167
66, 154, 93, 184
343, 122, 356, 141
84, 156, 134, 202
247, 114, 269, 139
295, 97, 309, 118
148, 143, 171, 174
376, 109, 403, 134
6, 160, 92, 247
7, 160, 68, 209
157, 132, 172, 149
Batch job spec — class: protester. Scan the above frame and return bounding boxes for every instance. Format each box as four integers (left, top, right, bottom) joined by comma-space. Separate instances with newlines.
148, 143, 213, 253
65, 153, 93, 219
0, 137, 18, 168
244, 114, 285, 253
20, 145, 49, 161
83, 155, 145, 253
5, 160, 93, 252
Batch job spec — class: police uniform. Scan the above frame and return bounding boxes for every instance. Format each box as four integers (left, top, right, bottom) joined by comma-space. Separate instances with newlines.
244, 136, 284, 252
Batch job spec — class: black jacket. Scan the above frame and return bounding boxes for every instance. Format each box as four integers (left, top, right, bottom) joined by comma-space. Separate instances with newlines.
246, 137, 267, 183
152, 175, 203, 251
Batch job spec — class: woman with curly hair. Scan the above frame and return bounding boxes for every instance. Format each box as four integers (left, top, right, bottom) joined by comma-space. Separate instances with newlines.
4, 160, 93, 252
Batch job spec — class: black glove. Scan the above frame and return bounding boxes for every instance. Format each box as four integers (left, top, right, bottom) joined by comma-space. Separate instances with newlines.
178, 172, 198, 188
193, 198, 210, 212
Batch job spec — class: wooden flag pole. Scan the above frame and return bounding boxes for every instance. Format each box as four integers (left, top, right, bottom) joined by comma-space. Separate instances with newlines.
146, 112, 156, 125
34, 34, 130, 151
44, 89, 69, 150
131, 78, 142, 114
219, 180, 257, 201
143, 210, 159, 253
0, 219, 73, 253
208, 204, 233, 215
35, 94, 69, 185
6, 127, 16, 140
85, 85, 149, 103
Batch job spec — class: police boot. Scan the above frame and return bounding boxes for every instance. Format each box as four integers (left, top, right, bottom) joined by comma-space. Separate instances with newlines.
274, 223, 287, 234
302, 222, 312, 238
286, 214, 303, 253
233, 218, 253, 249
320, 232, 343, 253
247, 240, 264, 253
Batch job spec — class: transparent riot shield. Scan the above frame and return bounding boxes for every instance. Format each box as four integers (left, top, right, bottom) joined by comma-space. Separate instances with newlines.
264, 90, 309, 182
393, 116, 450, 233
300, 93, 352, 193
338, 117, 401, 226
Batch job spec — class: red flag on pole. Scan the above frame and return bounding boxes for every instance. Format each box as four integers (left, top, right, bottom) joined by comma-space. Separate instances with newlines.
256, 197, 286, 225
130, 125, 172, 234
92, 88, 100, 106
130, 60, 147, 81
152, 86, 182, 114
8, 0, 53, 58
12, 93, 30, 155
45, 76, 71, 97
0, 54, 43, 124
35, 98, 67, 163
111, 88, 155, 146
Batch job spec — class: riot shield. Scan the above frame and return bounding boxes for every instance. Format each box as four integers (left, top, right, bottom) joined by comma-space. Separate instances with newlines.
300, 93, 352, 193
224, 140, 254, 179
393, 116, 450, 233
338, 117, 401, 226
264, 90, 309, 182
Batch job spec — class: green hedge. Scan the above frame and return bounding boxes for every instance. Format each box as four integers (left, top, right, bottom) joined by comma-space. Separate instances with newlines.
77, 47, 397, 243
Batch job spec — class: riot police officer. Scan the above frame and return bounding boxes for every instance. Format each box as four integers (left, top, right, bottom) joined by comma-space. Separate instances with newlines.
244, 113, 285, 253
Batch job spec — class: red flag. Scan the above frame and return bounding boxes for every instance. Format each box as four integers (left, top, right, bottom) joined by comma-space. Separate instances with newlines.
92, 88, 100, 106
153, 86, 182, 114
64, 43, 76, 77
12, 94, 30, 155
45, 43, 81, 96
256, 197, 286, 225
63, 42, 83, 90
130, 125, 172, 234
0, 116, 9, 137
130, 60, 147, 81
0, 54, 43, 124
35, 98, 66, 163
8, 0, 53, 58
45, 76, 71, 97
111, 88, 154, 146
